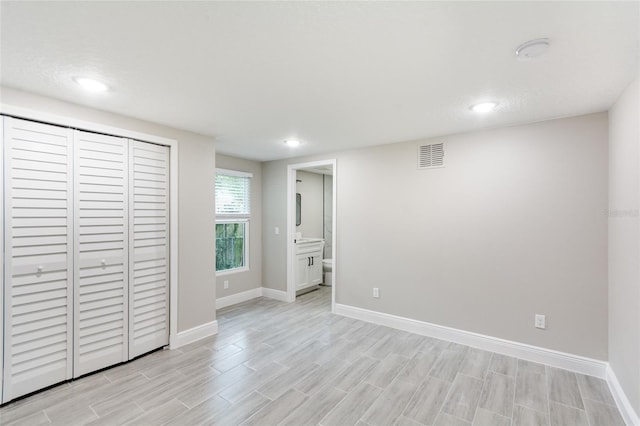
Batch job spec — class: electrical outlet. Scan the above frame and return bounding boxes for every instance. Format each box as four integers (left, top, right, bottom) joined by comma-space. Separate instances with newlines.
274, 226, 279, 235
224, 280, 229, 290
535, 314, 546, 329
373, 288, 380, 298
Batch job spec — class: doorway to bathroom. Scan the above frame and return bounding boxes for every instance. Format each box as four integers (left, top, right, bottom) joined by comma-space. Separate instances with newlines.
286, 159, 337, 311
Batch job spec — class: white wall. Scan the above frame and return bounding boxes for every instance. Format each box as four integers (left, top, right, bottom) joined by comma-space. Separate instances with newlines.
608, 76, 640, 415
1, 86, 217, 333
296, 170, 324, 238
263, 113, 609, 360
216, 154, 263, 298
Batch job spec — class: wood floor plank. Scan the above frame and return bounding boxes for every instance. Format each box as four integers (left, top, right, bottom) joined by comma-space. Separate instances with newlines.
459, 348, 492, 380
473, 408, 511, 426
320, 382, 383, 426
488, 353, 517, 377
402, 376, 451, 425
333, 355, 380, 392
478, 371, 515, 418
361, 378, 419, 426
441, 374, 484, 422
512, 404, 549, 426
515, 360, 548, 414
548, 401, 588, 426
205, 392, 270, 426
576, 373, 616, 406
280, 386, 348, 426
241, 389, 308, 426
396, 350, 439, 384
546, 367, 584, 410
364, 353, 410, 389
429, 348, 467, 382
583, 397, 626, 426
164, 396, 230, 426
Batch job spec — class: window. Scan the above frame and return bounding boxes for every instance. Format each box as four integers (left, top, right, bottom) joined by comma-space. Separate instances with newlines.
215, 169, 252, 273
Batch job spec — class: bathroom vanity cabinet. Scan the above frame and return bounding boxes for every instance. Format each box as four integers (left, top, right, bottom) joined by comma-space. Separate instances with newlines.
295, 239, 324, 291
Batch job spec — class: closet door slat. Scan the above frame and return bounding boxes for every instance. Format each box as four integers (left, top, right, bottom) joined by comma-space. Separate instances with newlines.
129, 140, 169, 358
73, 131, 129, 377
3, 117, 73, 402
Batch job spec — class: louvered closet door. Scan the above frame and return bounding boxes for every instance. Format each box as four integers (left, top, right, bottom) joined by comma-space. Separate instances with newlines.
129, 140, 169, 358
2, 117, 74, 402
73, 131, 129, 377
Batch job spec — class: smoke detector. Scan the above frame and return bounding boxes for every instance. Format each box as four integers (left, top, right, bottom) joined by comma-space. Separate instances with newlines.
515, 38, 550, 60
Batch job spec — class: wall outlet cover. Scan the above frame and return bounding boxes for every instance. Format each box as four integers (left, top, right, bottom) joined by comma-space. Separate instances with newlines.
535, 314, 546, 329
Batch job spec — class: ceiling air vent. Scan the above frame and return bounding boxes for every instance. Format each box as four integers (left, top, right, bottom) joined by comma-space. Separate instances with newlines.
418, 142, 445, 169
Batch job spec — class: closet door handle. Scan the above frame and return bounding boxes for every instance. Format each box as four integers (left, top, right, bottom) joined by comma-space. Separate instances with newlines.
307, 257, 311, 267
311, 257, 314, 266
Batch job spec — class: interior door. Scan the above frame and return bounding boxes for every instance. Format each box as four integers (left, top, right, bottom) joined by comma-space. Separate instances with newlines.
2, 117, 74, 402
129, 140, 170, 358
73, 131, 129, 377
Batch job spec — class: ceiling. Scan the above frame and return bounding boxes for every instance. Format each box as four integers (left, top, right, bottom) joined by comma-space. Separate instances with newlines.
1, 2, 638, 161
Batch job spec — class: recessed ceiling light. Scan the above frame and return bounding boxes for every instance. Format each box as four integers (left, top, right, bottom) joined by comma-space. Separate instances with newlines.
515, 38, 550, 60
284, 139, 301, 147
73, 77, 109, 92
470, 102, 498, 113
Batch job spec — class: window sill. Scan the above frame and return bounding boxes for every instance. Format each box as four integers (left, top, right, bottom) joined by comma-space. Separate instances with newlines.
216, 267, 250, 277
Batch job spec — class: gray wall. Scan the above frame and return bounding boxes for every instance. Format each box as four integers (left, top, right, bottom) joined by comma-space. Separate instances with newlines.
608, 76, 640, 414
296, 170, 324, 239
1, 86, 217, 333
263, 113, 609, 360
216, 154, 263, 298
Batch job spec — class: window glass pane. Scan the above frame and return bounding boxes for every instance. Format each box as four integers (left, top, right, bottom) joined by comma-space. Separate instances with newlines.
215, 174, 250, 215
216, 222, 246, 271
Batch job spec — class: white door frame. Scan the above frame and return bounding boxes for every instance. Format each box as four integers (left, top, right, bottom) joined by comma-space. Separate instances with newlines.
286, 159, 337, 312
0, 105, 180, 349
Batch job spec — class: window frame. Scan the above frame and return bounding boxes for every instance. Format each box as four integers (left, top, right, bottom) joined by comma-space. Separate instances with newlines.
215, 168, 252, 276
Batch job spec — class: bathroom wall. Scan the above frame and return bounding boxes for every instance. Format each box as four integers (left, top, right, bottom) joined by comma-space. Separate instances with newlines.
323, 174, 333, 259
216, 154, 263, 299
295, 170, 324, 238
263, 112, 609, 360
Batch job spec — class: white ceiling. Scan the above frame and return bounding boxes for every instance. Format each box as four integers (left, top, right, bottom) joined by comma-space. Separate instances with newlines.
1, 1, 638, 161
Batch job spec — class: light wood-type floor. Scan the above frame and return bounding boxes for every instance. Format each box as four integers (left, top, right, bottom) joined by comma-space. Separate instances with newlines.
0, 286, 625, 426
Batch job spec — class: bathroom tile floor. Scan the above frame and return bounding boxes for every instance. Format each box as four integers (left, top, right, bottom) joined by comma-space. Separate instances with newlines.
0, 286, 625, 425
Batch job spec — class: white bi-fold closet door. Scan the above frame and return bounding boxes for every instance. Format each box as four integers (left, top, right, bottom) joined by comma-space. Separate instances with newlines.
2, 117, 170, 402
3, 118, 74, 402
128, 140, 170, 359
73, 131, 129, 377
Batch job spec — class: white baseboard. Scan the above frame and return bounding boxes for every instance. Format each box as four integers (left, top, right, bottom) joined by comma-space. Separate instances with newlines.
334, 303, 607, 378
169, 320, 218, 349
215, 287, 289, 309
216, 287, 263, 309
607, 365, 640, 426
261, 287, 289, 302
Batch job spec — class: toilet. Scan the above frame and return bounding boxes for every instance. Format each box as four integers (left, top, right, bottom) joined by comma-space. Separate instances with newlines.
322, 259, 333, 286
